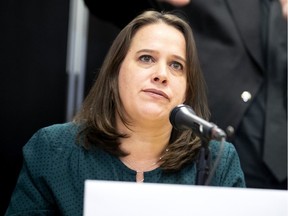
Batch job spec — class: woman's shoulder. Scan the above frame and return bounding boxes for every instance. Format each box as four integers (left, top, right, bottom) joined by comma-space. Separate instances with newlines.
208, 139, 243, 173
22, 122, 85, 174
23, 122, 81, 152
209, 139, 237, 158
39, 121, 79, 136
208, 139, 245, 187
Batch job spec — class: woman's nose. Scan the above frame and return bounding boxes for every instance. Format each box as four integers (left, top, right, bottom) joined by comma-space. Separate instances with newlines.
152, 65, 168, 84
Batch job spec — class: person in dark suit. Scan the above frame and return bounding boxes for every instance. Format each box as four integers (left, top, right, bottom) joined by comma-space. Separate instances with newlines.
83, 0, 287, 189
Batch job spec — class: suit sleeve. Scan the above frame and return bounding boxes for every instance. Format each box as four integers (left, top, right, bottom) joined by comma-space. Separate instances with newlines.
83, 0, 160, 28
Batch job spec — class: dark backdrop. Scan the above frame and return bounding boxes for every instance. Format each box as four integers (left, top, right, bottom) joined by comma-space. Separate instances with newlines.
0, 1, 120, 214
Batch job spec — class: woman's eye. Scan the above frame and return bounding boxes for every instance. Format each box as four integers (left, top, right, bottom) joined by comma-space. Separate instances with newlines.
139, 55, 153, 63
171, 62, 183, 71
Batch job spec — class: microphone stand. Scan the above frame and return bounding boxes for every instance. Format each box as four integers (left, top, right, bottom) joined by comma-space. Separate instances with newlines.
196, 139, 211, 185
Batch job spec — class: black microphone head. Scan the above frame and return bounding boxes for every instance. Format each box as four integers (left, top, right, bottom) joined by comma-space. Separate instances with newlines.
170, 104, 227, 141
169, 104, 195, 130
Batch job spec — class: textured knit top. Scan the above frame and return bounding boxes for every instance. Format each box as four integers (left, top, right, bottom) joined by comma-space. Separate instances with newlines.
5, 122, 245, 216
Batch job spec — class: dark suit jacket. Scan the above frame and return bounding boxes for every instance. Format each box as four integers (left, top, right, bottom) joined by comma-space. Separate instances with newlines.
83, 0, 287, 187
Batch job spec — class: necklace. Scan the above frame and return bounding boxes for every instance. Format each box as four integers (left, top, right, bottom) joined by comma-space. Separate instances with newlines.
120, 149, 168, 183
121, 157, 163, 183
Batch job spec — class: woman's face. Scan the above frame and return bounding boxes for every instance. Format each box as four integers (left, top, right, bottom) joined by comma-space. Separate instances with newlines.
118, 22, 187, 126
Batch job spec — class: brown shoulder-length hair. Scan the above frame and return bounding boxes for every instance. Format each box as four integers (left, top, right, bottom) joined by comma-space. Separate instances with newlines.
74, 10, 210, 171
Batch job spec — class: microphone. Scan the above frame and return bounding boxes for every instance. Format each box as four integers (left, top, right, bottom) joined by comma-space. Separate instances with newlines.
169, 104, 226, 141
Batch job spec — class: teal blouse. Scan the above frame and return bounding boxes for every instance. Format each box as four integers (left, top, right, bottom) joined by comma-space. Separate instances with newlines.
5, 122, 245, 216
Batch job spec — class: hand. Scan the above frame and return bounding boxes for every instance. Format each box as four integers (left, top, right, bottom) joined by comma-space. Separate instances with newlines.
280, 0, 287, 19
157, 0, 190, 7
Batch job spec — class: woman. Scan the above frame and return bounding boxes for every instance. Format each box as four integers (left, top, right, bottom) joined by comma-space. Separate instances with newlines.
5, 10, 245, 216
